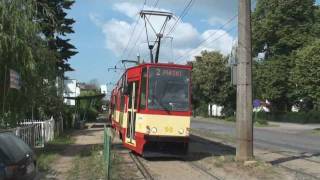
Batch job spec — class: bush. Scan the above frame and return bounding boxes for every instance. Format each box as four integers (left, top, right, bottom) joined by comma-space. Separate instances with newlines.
79, 107, 98, 121
223, 115, 268, 125
254, 111, 320, 124
254, 118, 268, 125
225, 116, 235, 122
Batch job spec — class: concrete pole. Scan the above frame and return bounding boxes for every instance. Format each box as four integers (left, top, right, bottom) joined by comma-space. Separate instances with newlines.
236, 0, 253, 161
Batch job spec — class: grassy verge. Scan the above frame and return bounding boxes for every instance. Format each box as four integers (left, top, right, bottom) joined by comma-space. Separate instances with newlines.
191, 128, 235, 143
311, 128, 320, 136
36, 132, 75, 172
195, 116, 278, 127
191, 129, 282, 179
67, 145, 106, 180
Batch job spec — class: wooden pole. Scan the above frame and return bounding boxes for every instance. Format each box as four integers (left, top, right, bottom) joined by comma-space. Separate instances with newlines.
236, 0, 253, 161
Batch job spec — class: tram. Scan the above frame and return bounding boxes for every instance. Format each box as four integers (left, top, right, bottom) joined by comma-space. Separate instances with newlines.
109, 63, 192, 156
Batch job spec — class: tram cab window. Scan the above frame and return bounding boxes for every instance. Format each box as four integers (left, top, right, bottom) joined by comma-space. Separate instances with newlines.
148, 67, 190, 111
140, 68, 147, 109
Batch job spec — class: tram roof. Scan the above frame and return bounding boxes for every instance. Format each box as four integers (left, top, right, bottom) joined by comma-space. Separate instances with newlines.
125, 63, 192, 71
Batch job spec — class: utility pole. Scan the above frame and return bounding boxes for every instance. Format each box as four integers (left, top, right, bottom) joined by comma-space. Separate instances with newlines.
236, 0, 253, 161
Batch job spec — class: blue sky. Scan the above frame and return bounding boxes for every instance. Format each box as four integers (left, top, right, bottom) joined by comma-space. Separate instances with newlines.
65, 0, 320, 90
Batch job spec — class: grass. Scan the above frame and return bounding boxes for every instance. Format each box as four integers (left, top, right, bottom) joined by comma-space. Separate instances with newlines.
67, 145, 106, 180
195, 116, 279, 128
311, 128, 320, 136
36, 132, 75, 172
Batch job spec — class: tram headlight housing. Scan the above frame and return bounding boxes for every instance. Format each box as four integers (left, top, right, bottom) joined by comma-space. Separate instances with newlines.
151, 127, 157, 134
178, 128, 184, 134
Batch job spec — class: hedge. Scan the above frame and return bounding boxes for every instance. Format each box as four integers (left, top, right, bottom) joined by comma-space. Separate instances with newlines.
224, 111, 320, 124
254, 111, 320, 124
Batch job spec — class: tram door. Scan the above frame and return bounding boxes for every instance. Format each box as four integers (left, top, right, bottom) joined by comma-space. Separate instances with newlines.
126, 81, 138, 145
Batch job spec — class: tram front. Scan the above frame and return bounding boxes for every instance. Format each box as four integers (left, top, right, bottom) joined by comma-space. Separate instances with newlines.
136, 65, 192, 157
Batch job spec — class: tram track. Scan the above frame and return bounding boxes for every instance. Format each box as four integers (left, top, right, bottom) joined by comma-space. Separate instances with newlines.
273, 151, 320, 165
129, 152, 154, 180
186, 161, 223, 180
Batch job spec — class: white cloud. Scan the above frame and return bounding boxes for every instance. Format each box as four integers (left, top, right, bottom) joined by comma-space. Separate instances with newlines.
102, 19, 132, 56
113, 2, 140, 18
89, 13, 103, 26
203, 16, 226, 26
90, 2, 234, 63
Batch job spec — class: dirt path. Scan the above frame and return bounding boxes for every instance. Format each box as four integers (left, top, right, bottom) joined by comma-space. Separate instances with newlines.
45, 123, 105, 180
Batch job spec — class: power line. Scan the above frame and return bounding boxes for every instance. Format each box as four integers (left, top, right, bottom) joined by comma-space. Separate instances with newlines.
175, 14, 238, 62
166, 0, 194, 36
119, 0, 147, 61
174, 0, 258, 63
126, 0, 161, 59
177, 25, 237, 62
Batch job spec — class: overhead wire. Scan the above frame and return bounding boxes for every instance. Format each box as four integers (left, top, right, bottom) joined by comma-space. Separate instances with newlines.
166, 0, 194, 36
175, 14, 238, 62
175, 0, 258, 63
110, 0, 160, 85
126, 0, 161, 60
118, 0, 147, 63
176, 25, 238, 63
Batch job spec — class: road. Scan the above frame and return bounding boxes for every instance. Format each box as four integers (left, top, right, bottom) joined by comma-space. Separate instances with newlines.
191, 118, 320, 154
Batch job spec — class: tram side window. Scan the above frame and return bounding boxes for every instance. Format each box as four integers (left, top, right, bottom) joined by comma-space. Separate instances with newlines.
128, 81, 139, 109
140, 68, 147, 109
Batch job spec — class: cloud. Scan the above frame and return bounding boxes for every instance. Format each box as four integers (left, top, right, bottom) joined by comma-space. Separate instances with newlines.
89, 13, 103, 26
113, 2, 140, 18
101, 19, 132, 56
203, 16, 226, 26
90, 2, 235, 63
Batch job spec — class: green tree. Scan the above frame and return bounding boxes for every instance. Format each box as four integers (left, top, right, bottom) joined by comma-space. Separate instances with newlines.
192, 51, 235, 116
291, 39, 320, 109
0, 0, 77, 126
252, 0, 318, 111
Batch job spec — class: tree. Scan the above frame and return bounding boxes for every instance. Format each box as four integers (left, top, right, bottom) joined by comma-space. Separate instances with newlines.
0, 0, 77, 126
192, 51, 235, 116
252, 0, 318, 111
291, 39, 320, 109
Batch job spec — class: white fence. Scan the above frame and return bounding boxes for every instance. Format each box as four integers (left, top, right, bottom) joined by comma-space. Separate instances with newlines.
12, 117, 58, 148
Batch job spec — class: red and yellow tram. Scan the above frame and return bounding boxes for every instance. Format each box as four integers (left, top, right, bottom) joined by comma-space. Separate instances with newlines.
109, 63, 192, 157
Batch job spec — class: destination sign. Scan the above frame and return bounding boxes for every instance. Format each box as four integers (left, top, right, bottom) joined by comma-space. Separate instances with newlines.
155, 68, 183, 77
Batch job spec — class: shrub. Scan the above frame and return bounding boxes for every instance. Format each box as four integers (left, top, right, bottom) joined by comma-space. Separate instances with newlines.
254, 111, 320, 124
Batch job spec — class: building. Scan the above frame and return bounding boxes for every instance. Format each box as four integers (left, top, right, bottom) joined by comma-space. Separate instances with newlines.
63, 79, 80, 106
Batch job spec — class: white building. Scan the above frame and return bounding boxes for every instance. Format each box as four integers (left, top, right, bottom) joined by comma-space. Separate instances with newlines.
100, 85, 107, 95
63, 79, 80, 106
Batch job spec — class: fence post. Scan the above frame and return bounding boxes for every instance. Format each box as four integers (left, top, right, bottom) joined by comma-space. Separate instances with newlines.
41, 122, 45, 148
104, 126, 111, 179
31, 125, 35, 148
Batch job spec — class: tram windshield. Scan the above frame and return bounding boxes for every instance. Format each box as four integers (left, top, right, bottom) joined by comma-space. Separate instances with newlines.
148, 67, 190, 112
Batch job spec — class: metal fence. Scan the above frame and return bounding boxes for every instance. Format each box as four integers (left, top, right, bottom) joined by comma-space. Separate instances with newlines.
104, 126, 112, 179
11, 117, 58, 148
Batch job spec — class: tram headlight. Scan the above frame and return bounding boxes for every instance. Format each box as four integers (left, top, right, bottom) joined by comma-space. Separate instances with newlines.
178, 128, 184, 134
146, 126, 150, 134
151, 127, 157, 134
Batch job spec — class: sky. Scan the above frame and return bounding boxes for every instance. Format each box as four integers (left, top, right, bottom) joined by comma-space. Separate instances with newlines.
65, 0, 319, 88
65, 0, 240, 87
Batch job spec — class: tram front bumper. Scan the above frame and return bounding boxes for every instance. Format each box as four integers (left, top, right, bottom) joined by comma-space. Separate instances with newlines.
142, 135, 189, 157
144, 135, 189, 143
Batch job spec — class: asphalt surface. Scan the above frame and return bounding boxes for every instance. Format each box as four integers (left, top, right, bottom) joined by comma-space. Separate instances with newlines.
191, 118, 320, 154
